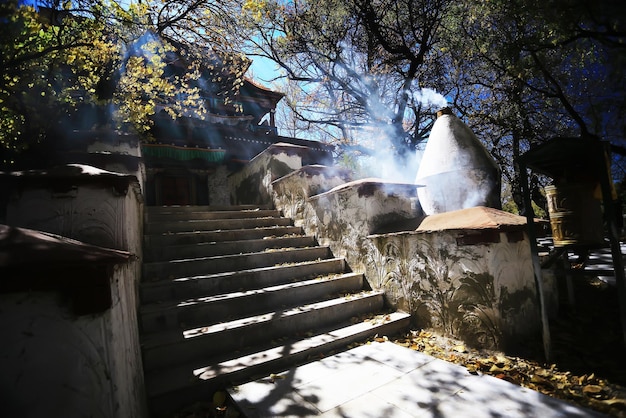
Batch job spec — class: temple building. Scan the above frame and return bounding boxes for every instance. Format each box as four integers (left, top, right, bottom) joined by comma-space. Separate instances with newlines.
142, 74, 333, 206
13, 18, 335, 207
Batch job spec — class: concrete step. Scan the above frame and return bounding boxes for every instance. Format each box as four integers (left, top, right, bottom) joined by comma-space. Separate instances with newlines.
146, 205, 272, 215
146, 209, 281, 223
145, 311, 411, 413
145, 216, 292, 234
144, 225, 303, 248
141, 276, 370, 370
144, 235, 316, 262
143, 246, 333, 282
140, 271, 365, 334
140, 258, 347, 304
140, 203, 407, 416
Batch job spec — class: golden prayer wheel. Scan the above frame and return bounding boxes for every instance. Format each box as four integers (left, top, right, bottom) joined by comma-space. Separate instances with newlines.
545, 183, 604, 247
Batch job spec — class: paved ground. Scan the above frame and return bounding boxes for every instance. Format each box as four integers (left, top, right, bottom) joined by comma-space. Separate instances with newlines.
229, 341, 607, 418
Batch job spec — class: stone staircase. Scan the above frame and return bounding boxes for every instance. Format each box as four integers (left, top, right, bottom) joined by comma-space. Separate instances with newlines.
140, 205, 410, 415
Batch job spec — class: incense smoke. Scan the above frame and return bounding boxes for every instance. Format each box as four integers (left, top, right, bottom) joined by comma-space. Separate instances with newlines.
355, 87, 448, 184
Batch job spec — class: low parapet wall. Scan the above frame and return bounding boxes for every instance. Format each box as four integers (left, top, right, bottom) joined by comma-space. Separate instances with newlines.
228, 142, 310, 205
271, 164, 353, 222
240, 146, 542, 351
367, 226, 540, 350
273, 173, 423, 275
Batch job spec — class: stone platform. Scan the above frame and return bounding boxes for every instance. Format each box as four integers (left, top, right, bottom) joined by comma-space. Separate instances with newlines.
230, 341, 606, 418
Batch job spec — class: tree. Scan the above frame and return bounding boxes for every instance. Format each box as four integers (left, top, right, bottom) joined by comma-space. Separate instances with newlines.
0, 0, 249, 169
1, 0, 111, 165
246, 0, 625, 200
441, 0, 626, 214
245, 0, 452, 175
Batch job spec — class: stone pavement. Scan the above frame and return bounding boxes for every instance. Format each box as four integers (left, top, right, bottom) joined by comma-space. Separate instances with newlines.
229, 341, 607, 418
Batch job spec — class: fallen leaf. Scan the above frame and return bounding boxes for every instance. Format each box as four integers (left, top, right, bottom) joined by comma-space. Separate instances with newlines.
467, 365, 479, 375
601, 398, 626, 409
583, 385, 603, 395
531, 375, 554, 388
489, 364, 510, 373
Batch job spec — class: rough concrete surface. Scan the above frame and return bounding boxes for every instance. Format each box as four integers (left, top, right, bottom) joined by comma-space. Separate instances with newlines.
230, 341, 607, 418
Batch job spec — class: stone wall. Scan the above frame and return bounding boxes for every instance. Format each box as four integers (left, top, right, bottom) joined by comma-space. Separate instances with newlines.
230, 145, 542, 351
228, 143, 309, 205
367, 229, 539, 350
207, 165, 231, 205
0, 165, 146, 418
271, 165, 353, 222
297, 179, 422, 274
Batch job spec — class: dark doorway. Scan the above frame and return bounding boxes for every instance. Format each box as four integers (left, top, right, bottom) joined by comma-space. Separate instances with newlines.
161, 176, 191, 205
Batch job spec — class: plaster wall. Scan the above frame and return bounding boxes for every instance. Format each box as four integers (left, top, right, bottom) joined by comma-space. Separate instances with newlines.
87, 140, 142, 157
2, 169, 146, 418
271, 165, 353, 222
70, 131, 145, 188
289, 179, 421, 275
207, 165, 231, 206
6, 181, 142, 253
1, 291, 116, 418
367, 230, 539, 350
229, 143, 308, 205
235, 147, 540, 351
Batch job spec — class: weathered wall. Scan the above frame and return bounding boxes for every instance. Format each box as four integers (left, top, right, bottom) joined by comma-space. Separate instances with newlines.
237, 147, 541, 351
271, 165, 353, 222
207, 165, 231, 205
274, 176, 422, 275
1, 165, 147, 418
367, 230, 539, 350
229, 143, 309, 205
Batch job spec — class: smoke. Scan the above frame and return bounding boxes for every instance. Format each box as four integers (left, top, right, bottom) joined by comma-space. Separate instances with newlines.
350, 87, 448, 184
413, 88, 448, 110
357, 141, 421, 183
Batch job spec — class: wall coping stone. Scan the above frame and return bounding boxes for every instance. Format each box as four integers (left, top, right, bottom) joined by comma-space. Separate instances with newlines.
415, 206, 528, 232
0, 224, 131, 267
271, 164, 352, 184
1, 164, 139, 196
309, 177, 420, 200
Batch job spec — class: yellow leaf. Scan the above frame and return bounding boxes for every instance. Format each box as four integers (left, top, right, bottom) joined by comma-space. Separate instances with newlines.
489, 364, 510, 373
582, 385, 603, 395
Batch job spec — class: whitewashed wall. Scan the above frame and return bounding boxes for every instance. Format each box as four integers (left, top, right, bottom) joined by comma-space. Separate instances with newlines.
367, 229, 539, 350
1, 165, 146, 418
230, 146, 542, 351
302, 179, 421, 274
228, 143, 307, 205
271, 165, 353, 222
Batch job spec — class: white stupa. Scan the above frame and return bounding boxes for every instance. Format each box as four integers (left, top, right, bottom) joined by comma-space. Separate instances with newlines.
415, 108, 501, 215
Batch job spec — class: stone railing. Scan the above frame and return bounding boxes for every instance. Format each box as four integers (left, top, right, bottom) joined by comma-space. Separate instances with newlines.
0, 164, 147, 418
233, 145, 544, 351
271, 164, 353, 221
276, 176, 422, 275
228, 142, 311, 205
367, 223, 542, 350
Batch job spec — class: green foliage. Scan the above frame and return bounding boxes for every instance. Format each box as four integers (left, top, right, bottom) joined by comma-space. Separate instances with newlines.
247, 0, 625, 208
0, 1, 108, 162
0, 0, 248, 168
246, 0, 449, 156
